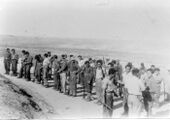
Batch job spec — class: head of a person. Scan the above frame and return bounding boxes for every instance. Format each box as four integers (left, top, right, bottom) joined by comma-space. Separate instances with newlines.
132, 68, 140, 78
44, 53, 48, 58
125, 63, 132, 73
112, 60, 116, 66
151, 65, 155, 69
24, 51, 29, 57
61, 54, 66, 59
11, 49, 15, 54
78, 55, 83, 60
147, 69, 153, 77
53, 55, 58, 60
96, 59, 103, 68
108, 68, 116, 80
85, 61, 90, 67
6, 48, 10, 52
47, 52, 51, 57
154, 68, 160, 75
89, 58, 92, 63
108, 62, 113, 68
35, 55, 39, 60
141, 63, 145, 67
21, 50, 26, 55
69, 54, 74, 60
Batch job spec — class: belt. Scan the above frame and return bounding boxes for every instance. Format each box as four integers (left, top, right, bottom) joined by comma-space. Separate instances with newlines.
128, 93, 142, 97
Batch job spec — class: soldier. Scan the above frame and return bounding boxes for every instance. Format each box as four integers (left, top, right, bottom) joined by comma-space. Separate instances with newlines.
11, 49, 19, 76
47, 51, 53, 80
24, 51, 33, 81
18, 50, 26, 78
52, 55, 61, 91
82, 61, 94, 101
94, 59, 105, 105
68, 59, 80, 97
77, 55, 85, 84
102, 68, 117, 118
3, 48, 11, 75
35, 55, 43, 84
58, 54, 68, 94
43, 53, 50, 87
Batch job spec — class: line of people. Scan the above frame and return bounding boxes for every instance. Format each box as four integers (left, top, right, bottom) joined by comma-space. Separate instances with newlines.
3, 48, 168, 118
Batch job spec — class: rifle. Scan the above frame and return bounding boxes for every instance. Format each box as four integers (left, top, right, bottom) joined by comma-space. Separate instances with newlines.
102, 56, 107, 75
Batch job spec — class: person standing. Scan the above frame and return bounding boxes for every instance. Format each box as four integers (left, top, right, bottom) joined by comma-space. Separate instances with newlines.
144, 69, 157, 116
34, 55, 43, 84
125, 68, 145, 117
82, 61, 94, 101
18, 50, 26, 78
68, 59, 80, 97
52, 55, 61, 91
24, 51, 33, 81
121, 63, 133, 116
102, 68, 117, 118
3, 48, 11, 75
43, 53, 50, 87
11, 49, 19, 76
58, 54, 68, 94
152, 68, 163, 107
94, 59, 105, 105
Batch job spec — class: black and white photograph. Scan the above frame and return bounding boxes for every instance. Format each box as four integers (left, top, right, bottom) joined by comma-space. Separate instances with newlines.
0, 0, 170, 119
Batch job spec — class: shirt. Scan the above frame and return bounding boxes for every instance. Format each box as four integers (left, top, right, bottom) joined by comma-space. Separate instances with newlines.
96, 68, 104, 79
122, 72, 133, 88
43, 58, 50, 67
102, 76, 117, 93
125, 75, 145, 96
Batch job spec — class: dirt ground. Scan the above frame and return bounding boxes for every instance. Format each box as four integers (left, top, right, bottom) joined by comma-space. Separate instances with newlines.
0, 58, 170, 119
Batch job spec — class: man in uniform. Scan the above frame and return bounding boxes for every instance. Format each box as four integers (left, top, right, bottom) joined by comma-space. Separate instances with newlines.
82, 61, 94, 101
24, 51, 33, 81
4, 48, 11, 75
52, 55, 61, 91
68, 59, 80, 97
11, 49, 19, 76
58, 54, 68, 94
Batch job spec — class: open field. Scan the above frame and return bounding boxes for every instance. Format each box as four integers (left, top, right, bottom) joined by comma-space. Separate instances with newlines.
1, 34, 170, 69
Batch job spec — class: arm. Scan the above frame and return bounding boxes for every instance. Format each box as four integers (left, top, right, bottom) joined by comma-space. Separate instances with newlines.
58, 61, 67, 73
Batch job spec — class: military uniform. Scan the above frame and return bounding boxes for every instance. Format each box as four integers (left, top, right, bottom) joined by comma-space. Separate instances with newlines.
24, 55, 33, 81
52, 59, 60, 90
11, 53, 19, 76
4, 50, 11, 74
82, 65, 94, 100
68, 60, 79, 96
58, 59, 68, 93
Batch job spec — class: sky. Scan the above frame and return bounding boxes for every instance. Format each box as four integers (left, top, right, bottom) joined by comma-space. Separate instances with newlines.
0, 0, 170, 55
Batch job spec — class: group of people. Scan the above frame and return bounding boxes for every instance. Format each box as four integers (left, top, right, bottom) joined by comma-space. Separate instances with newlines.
3, 48, 168, 118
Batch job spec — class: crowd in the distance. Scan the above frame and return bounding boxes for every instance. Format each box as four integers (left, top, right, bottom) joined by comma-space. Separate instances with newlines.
3, 48, 170, 118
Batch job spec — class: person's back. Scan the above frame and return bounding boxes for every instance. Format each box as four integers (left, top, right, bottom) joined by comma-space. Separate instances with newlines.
126, 75, 145, 96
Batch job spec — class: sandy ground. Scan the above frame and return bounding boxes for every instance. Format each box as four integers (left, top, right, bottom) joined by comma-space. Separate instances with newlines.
0, 58, 170, 119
